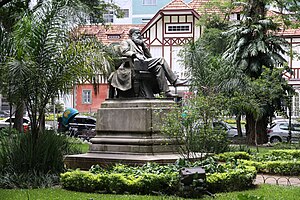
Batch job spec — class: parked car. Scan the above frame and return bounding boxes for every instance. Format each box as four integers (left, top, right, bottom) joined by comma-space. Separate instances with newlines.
268, 118, 298, 128
213, 121, 245, 138
58, 115, 96, 138
0, 110, 10, 118
0, 117, 30, 132
267, 121, 300, 143
0, 117, 53, 131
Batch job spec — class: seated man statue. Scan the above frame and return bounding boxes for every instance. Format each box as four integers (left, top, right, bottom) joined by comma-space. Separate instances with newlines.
110, 27, 187, 97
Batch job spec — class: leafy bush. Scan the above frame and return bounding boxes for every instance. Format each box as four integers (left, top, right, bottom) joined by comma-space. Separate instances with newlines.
0, 129, 80, 188
272, 142, 300, 149
207, 166, 256, 193
0, 170, 59, 189
61, 170, 179, 195
215, 152, 252, 162
160, 95, 230, 159
61, 159, 256, 195
241, 160, 300, 175
268, 150, 300, 159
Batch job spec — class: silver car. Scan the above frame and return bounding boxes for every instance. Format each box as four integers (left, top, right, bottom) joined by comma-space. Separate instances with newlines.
267, 122, 300, 143
212, 121, 245, 138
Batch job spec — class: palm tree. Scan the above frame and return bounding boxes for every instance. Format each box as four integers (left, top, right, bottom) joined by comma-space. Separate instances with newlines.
0, 0, 121, 132
0, 0, 114, 139
222, 1, 292, 144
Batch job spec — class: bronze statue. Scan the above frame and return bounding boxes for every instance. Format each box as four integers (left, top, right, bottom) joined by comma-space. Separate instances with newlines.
109, 28, 187, 98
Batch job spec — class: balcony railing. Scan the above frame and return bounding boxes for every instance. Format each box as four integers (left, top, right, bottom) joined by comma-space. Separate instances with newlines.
283, 68, 300, 82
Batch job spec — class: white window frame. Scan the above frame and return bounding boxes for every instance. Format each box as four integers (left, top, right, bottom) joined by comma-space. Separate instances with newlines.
143, 0, 156, 6
121, 9, 129, 18
104, 10, 114, 23
82, 90, 92, 104
166, 23, 192, 33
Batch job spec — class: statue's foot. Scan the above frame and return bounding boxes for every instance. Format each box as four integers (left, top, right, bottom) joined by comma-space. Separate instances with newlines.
173, 79, 188, 86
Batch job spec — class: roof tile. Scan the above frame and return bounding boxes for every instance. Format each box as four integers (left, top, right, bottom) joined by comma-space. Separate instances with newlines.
162, 0, 191, 10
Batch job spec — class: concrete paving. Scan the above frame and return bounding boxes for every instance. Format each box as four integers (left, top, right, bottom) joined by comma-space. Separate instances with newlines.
255, 174, 300, 186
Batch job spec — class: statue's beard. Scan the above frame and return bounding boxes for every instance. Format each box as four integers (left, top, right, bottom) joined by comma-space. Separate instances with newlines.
132, 37, 143, 45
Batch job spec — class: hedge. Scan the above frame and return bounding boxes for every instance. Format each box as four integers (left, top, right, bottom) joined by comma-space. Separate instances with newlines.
207, 166, 256, 193
60, 166, 256, 195
215, 151, 252, 162
240, 160, 300, 175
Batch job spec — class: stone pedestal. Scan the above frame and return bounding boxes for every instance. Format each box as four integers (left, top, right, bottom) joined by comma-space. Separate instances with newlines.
64, 98, 184, 170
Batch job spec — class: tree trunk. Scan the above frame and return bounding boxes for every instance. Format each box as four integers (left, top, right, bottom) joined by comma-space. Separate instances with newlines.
246, 113, 268, 145
255, 116, 268, 144
13, 102, 24, 132
246, 113, 256, 144
236, 114, 243, 137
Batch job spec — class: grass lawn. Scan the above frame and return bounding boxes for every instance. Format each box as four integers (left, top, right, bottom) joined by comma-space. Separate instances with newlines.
203, 184, 300, 200
1, 185, 299, 200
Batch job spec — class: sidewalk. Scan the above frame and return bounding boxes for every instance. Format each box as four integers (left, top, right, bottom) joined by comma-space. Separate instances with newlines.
255, 174, 300, 186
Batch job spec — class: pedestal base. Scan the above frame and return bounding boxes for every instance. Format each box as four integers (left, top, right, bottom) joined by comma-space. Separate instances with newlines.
65, 99, 196, 169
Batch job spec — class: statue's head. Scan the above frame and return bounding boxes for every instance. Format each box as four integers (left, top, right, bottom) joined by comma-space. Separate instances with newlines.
129, 28, 141, 37
129, 28, 143, 45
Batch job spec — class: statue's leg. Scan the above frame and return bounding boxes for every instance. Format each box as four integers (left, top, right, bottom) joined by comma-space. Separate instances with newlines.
149, 64, 170, 93
146, 58, 177, 85
159, 58, 178, 84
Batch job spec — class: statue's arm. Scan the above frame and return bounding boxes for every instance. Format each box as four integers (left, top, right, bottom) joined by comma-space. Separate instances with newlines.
120, 40, 136, 58
142, 43, 152, 58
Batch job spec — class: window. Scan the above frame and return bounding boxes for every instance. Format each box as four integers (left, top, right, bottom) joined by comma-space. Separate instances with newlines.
279, 123, 289, 130
82, 90, 92, 104
293, 124, 300, 131
104, 11, 114, 23
166, 23, 191, 33
142, 18, 151, 23
120, 9, 129, 18
107, 34, 121, 39
143, 0, 156, 5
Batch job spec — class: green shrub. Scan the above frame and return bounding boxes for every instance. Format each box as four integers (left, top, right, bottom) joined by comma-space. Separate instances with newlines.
215, 152, 252, 162
240, 160, 300, 175
60, 170, 99, 192
207, 166, 257, 193
0, 129, 80, 188
272, 142, 300, 149
61, 161, 256, 195
60, 170, 179, 195
269, 149, 300, 158
0, 170, 59, 189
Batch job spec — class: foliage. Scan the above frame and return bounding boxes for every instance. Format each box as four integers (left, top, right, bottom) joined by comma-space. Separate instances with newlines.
241, 160, 300, 175
61, 159, 256, 195
0, 128, 82, 189
179, 29, 231, 94
0, 0, 117, 137
216, 149, 300, 175
215, 152, 252, 162
0, 0, 121, 30
61, 170, 178, 195
254, 149, 300, 161
161, 94, 230, 160
221, 0, 295, 145
0, 129, 75, 174
272, 142, 300, 150
207, 166, 256, 193
0, 170, 59, 189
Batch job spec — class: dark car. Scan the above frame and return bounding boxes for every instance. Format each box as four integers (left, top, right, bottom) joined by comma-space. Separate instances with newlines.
58, 115, 96, 138
0, 117, 30, 132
